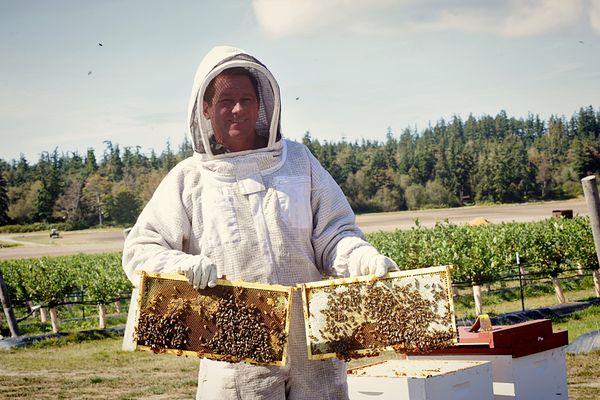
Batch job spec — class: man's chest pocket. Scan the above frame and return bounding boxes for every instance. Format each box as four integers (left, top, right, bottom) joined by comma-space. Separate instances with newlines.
273, 176, 312, 230
202, 186, 241, 245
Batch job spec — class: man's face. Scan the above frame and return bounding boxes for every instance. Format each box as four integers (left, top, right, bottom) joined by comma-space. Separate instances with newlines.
202, 73, 259, 153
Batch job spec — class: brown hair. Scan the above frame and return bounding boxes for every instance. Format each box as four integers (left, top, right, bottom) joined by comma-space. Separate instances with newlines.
203, 67, 260, 105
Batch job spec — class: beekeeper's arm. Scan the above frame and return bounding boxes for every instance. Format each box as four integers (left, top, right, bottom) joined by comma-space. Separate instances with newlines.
307, 149, 398, 278
122, 162, 216, 289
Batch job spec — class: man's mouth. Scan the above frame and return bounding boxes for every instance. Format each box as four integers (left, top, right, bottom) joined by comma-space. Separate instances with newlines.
230, 119, 247, 124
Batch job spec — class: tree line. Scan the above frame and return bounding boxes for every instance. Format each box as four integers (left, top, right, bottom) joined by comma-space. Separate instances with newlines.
304, 106, 599, 212
0, 106, 599, 228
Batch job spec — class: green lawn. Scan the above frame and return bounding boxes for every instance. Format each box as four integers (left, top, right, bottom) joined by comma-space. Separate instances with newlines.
0, 337, 198, 399
2, 277, 599, 399
1, 335, 598, 399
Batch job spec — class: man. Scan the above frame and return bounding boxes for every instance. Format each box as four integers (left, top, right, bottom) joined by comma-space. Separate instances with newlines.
122, 45, 397, 400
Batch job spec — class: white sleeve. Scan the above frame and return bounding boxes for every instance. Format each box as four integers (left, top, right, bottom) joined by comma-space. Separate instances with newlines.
306, 148, 375, 277
122, 162, 206, 287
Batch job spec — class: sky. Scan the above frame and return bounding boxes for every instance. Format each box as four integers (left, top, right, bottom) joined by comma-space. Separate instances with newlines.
1, 0, 600, 162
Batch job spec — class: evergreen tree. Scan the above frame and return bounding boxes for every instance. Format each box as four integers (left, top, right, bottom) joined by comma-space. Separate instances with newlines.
161, 140, 177, 171
14, 154, 30, 185
34, 150, 63, 221
178, 136, 194, 159
84, 148, 98, 176
0, 172, 9, 225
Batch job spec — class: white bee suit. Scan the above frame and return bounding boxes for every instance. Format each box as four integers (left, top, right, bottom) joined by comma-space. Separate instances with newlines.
122, 46, 384, 399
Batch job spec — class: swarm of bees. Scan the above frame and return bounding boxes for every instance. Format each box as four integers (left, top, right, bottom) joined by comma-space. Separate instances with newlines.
135, 276, 290, 365
206, 291, 286, 363
305, 273, 456, 361
135, 294, 192, 352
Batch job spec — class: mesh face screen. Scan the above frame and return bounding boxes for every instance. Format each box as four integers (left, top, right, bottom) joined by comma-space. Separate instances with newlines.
135, 273, 291, 366
195, 65, 279, 155
302, 266, 457, 361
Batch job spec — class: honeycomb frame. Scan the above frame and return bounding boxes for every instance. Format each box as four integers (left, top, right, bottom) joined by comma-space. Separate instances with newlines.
134, 271, 293, 366
300, 265, 458, 361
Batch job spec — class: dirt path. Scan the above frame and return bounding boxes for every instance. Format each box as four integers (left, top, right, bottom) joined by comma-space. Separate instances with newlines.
0, 228, 126, 260
0, 198, 588, 260
357, 197, 588, 233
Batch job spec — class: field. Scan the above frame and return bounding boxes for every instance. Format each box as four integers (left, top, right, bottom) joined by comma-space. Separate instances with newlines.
1, 198, 599, 398
0, 197, 589, 260
0, 337, 199, 399
1, 307, 599, 399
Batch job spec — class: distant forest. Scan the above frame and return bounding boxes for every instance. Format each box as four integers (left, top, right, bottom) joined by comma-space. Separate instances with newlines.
0, 106, 599, 228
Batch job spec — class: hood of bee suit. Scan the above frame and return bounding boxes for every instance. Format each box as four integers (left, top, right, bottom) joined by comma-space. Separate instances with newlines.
187, 45, 282, 160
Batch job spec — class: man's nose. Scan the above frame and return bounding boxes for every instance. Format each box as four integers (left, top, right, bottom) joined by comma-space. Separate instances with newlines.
232, 101, 244, 113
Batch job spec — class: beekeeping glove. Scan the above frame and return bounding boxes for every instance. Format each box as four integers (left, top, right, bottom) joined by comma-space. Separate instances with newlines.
348, 246, 398, 278
177, 258, 217, 289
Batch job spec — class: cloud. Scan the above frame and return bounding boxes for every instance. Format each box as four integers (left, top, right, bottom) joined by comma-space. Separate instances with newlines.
591, 0, 600, 33
251, 0, 394, 38
253, 0, 590, 38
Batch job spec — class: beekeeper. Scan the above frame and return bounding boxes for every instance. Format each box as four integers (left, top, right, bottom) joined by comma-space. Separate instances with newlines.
122, 45, 398, 400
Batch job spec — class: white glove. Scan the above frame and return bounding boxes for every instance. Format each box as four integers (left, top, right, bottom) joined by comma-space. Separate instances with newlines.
177, 258, 217, 289
348, 246, 398, 278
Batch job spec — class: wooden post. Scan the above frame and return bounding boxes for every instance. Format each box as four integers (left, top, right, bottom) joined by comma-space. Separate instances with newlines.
472, 285, 483, 316
551, 277, 566, 304
593, 270, 600, 297
0, 271, 21, 337
40, 307, 48, 322
581, 176, 600, 297
98, 304, 107, 329
49, 307, 60, 333
114, 300, 122, 314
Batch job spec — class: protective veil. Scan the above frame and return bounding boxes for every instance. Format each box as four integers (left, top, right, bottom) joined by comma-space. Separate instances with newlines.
122, 46, 385, 399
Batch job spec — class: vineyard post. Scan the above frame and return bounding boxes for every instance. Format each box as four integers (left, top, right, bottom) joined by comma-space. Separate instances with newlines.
472, 284, 483, 316
98, 303, 106, 329
581, 175, 600, 297
516, 252, 525, 311
40, 307, 47, 322
49, 307, 60, 333
0, 271, 21, 337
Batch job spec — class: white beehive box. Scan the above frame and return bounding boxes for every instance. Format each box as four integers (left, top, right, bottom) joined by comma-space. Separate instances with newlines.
407, 346, 568, 399
347, 359, 493, 400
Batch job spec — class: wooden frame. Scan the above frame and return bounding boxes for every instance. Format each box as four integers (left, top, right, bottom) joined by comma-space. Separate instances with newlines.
300, 265, 458, 360
134, 271, 294, 366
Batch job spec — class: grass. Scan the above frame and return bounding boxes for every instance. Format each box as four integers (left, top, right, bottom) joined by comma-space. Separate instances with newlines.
453, 275, 598, 319
0, 337, 198, 399
2, 276, 599, 398
553, 305, 600, 342
1, 336, 598, 399
567, 351, 600, 400
0, 240, 20, 248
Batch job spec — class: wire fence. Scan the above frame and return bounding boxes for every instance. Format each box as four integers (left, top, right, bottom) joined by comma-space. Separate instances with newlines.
451, 253, 599, 313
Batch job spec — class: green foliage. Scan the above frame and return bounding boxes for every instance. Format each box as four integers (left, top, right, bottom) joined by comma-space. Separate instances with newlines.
0, 172, 9, 225
1, 106, 599, 225
368, 217, 598, 285
0, 253, 132, 306
20, 257, 77, 307
74, 253, 132, 304
35, 150, 63, 222
106, 187, 141, 224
